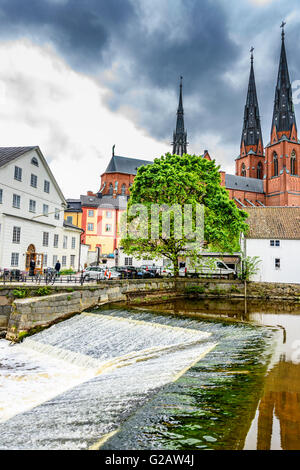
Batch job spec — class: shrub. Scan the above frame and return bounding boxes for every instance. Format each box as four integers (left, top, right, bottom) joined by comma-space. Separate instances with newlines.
36, 286, 52, 297
12, 288, 28, 298
60, 269, 75, 275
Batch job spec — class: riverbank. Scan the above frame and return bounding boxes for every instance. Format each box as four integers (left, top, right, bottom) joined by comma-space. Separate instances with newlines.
2, 278, 300, 341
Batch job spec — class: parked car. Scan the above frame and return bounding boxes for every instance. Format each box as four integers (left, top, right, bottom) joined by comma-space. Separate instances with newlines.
160, 267, 173, 277
137, 268, 156, 279
104, 267, 122, 280
116, 266, 139, 279
179, 259, 236, 279
83, 266, 105, 281
139, 265, 161, 277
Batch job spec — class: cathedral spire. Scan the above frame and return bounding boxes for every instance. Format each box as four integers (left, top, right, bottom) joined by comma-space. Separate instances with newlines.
241, 47, 263, 155
271, 21, 297, 140
172, 76, 188, 156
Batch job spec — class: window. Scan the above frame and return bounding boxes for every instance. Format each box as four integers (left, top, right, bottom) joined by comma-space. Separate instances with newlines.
13, 194, 21, 209
12, 227, 21, 244
257, 162, 263, 179
31, 157, 39, 167
70, 255, 75, 267
53, 234, 59, 248
241, 163, 246, 177
53, 255, 58, 266
43, 204, 49, 217
291, 151, 297, 175
44, 254, 48, 267
63, 236, 68, 249
62, 256, 67, 267
29, 199, 36, 213
31, 174, 38, 188
0, 189, 2, 204
66, 216, 73, 223
109, 183, 113, 195
105, 224, 112, 232
71, 237, 76, 249
55, 209, 60, 220
270, 240, 280, 247
121, 184, 126, 195
14, 166, 22, 181
275, 258, 281, 270
44, 180, 50, 193
88, 210, 94, 217
273, 153, 278, 177
106, 211, 112, 218
11, 253, 19, 267
87, 223, 94, 231
125, 257, 133, 266
43, 232, 49, 247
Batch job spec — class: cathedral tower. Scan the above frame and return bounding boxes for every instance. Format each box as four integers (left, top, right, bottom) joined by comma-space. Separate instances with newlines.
172, 77, 188, 156
265, 22, 300, 206
236, 48, 264, 179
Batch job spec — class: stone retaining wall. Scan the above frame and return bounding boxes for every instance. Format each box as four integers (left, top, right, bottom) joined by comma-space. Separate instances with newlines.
4, 278, 300, 341
5, 279, 174, 341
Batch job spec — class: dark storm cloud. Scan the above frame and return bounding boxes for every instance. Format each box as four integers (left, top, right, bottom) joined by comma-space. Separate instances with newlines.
0, 0, 136, 71
1, 0, 300, 166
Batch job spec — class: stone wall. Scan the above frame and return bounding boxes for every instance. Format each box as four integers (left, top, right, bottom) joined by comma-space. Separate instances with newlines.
4, 278, 300, 341
5, 279, 174, 341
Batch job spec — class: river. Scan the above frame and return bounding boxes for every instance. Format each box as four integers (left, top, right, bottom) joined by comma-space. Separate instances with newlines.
0, 298, 299, 450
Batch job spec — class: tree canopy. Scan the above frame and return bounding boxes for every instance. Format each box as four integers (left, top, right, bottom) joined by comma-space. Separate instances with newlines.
121, 153, 248, 274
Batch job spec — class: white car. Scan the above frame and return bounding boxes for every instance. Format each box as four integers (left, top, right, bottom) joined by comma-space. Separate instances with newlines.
103, 267, 122, 280
160, 267, 173, 277
83, 266, 105, 281
179, 259, 236, 279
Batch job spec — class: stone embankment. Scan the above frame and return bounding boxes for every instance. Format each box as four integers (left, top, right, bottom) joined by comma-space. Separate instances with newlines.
2, 278, 300, 341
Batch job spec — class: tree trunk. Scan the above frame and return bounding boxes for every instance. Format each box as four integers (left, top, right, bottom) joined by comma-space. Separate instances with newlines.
173, 256, 179, 277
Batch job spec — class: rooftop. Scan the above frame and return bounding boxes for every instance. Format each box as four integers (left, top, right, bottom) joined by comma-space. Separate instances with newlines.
245, 207, 300, 239
225, 173, 264, 194
104, 155, 153, 175
0, 147, 37, 168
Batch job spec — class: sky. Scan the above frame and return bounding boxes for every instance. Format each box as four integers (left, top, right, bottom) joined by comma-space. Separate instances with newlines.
1, 0, 300, 198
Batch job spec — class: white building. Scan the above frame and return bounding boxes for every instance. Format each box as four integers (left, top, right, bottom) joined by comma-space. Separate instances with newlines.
243, 207, 300, 284
0, 147, 82, 273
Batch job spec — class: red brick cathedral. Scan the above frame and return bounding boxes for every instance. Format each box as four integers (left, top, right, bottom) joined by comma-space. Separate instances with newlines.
97, 24, 299, 208
227, 23, 300, 207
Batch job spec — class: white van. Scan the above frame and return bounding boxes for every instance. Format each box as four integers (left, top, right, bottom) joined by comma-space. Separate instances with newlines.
179, 258, 236, 279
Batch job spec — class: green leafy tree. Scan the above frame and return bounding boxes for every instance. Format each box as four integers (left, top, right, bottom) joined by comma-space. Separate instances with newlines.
121, 153, 248, 275
239, 255, 262, 281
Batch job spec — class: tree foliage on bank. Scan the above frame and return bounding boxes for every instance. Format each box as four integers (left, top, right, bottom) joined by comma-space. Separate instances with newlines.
121, 153, 248, 274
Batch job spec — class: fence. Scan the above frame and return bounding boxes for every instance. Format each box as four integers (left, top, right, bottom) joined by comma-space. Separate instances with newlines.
0, 272, 100, 286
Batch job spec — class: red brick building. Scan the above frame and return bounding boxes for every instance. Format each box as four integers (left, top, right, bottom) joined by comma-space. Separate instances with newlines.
226, 25, 300, 208
66, 25, 300, 254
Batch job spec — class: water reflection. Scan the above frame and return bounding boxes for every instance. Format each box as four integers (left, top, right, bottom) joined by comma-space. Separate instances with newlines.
144, 299, 300, 450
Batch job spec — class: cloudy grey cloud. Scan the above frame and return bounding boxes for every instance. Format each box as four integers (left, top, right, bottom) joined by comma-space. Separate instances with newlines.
1, 0, 300, 167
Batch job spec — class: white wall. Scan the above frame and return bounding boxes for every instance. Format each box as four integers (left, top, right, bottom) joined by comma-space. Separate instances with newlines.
0, 149, 81, 272
245, 238, 300, 284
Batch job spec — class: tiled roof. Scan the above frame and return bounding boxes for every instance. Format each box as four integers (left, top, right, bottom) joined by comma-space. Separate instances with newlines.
0, 147, 37, 168
245, 207, 300, 239
225, 173, 264, 193
104, 155, 152, 175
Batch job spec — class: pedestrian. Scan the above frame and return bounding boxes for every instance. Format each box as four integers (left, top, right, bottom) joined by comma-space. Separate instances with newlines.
29, 258, 35, 277
55, 260, 61, 274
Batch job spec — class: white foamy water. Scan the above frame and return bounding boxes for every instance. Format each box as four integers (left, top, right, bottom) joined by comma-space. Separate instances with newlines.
0, 312, 216, 448
0, 339, 95, 423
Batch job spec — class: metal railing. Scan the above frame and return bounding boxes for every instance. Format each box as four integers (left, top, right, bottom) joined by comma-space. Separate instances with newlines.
0, 272, 103, 286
